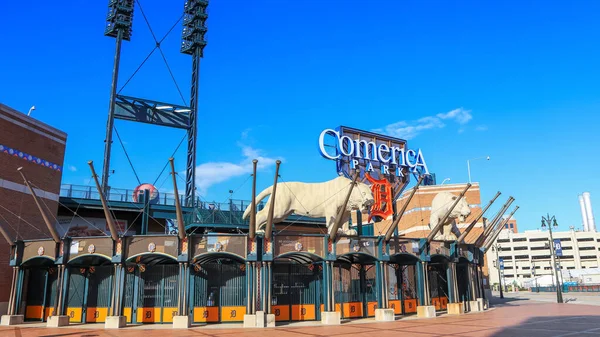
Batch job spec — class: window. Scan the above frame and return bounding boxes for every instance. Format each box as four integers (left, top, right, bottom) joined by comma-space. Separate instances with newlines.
497, 239, 510, 243
531, 247, 548, 250
510, 224, 514, 228
514, 247, 528, 251
581, 256, 597, 260
560, 238, 571, 241
577, 238, 594, 242
567, 267, 575, 270
530, 238, 548, 242
514, 255, 529, 260
579, 247, 595, 250
505, 224, 509, 229
514, 238, 527, 242
533, 255, 551, 260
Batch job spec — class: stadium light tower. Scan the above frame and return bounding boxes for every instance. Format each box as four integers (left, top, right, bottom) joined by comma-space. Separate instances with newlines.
181, 0, 208, 206
101, 0, 135, 194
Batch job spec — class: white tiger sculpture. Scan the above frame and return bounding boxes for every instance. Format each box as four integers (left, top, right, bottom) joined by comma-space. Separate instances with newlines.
242, 176, 375, 236
429, 191, 471, 241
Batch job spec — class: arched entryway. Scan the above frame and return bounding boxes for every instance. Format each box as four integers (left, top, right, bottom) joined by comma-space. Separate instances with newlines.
334, 253, 378, 319
123, 253, 179, 324
388, 253, 420, 315
190, 252, 247, 324
456, 257, 471, 305
272, 252, 323, 323
21, 256, 57, 321
428, 255, 451, 311
64, 254, 113, 323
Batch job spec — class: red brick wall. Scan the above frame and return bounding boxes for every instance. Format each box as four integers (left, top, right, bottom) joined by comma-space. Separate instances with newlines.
0, 104, 66, 304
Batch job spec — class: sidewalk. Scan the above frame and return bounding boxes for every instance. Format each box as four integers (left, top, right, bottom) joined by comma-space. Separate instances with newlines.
1, 299, 600, 336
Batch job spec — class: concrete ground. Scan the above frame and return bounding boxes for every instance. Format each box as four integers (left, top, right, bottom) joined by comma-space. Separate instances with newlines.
493, 290, 600, 306
2, 296, 600, 337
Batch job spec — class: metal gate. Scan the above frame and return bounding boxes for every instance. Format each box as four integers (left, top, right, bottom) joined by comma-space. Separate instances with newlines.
123, 264, 179, 324
456, 263, 470, 304
272, 262, 321, 322
387, 264, 419, 315
334, 263, 377, 318
191, 261, 246, 323
65, 266, 113, 323
24, 267, 58, 321
428, 263, 449, 311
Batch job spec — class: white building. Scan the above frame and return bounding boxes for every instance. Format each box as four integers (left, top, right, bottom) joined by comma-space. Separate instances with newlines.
486, 228, 600, 287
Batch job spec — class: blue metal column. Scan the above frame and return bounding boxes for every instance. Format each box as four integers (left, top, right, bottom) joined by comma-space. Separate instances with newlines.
14, 268, 24, 315
376, 261, 384, 309
59, 266, 70, 316
141, 190, 150, 235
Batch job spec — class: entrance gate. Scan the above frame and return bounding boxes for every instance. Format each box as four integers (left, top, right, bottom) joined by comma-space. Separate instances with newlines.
387, 264, 419, 315
334, 262, 377, 319
272, 262, 321, 322
23, 265, 58, 321
65, 265, 113, 323
123, 263, 179, 324
456, 262, 470, 304
190, 261, 246, 323
428, 260, 449, 311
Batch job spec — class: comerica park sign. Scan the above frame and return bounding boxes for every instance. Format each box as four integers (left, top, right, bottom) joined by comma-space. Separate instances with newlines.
318, 127, 429, 178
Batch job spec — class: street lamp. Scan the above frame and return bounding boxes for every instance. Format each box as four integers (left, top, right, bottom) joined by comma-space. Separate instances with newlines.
492, 243, 504, 299
441, 178, 451, 185
541, 214, 563, 304
467, 156, 490, 183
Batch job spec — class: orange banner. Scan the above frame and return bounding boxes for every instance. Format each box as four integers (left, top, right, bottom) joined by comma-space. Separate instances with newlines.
25, 306, 43, 320
342, 302, 363, 318
137, 307, 161, 323
367, 302, 377, 317
404, 299, 418, 313
291, 304, 315, 321
162, 307, 178, 323
123, 307, 133, 323
388, 300, 402, 315
86, 307, 109, 323
66, 307, 83, 323
273, 305, 290, 321
221, 306, 245, 322
193, 306, 219, 323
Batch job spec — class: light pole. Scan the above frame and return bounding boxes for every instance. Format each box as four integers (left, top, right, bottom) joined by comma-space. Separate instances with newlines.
492, 243, 504, 299
441, 178, 451, 185
467, 156, 490, 183
541, 214, 563, 304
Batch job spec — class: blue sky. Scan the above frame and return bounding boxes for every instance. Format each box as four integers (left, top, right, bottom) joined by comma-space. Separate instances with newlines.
2, 1, 600, 232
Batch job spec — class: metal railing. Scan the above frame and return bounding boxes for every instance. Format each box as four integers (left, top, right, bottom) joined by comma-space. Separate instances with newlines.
60, 184, 262, 225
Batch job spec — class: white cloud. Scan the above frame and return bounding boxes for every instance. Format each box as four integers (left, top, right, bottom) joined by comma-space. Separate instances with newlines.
373, 107, 473, 140
437, 108, 472, 124
476, 125, 488, 131
194, 145, 280, 196
68, 165, 77, 172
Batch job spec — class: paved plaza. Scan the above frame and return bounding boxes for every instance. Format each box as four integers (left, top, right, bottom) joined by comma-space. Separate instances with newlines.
1, 295, 600, 337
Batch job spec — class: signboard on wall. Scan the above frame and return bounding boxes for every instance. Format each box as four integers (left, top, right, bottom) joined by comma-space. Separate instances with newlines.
57, 216, 134, 237
553, 239, 563, 257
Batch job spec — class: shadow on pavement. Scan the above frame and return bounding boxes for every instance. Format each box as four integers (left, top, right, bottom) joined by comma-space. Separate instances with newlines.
488, 315, 600, 336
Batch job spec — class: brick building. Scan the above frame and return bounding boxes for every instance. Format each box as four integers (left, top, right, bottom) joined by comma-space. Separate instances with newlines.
503, 218, 518, 233
369, 182, 496, 290
0, 103, 67, 314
